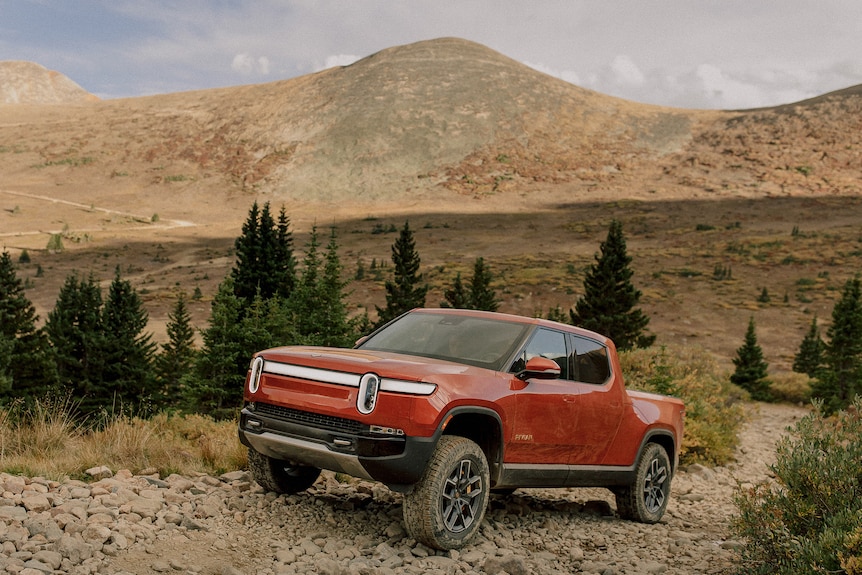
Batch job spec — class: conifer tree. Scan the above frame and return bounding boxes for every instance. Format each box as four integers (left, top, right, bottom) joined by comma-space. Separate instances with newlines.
812, 277, 862, 414
184, 277, 253, 418
0, 251, 57, 400
155, 292, 197, 409
284, 228, 357, 347
468, 257, 499, 312
443, 272, 469, 309
570, 220, 654, 350
231, 201, 296, 305
792, 316, 824, 378
100, 266, 157, 413
45, 273, 105, 411
376, 221, 428, 326
730, 317, 771, 401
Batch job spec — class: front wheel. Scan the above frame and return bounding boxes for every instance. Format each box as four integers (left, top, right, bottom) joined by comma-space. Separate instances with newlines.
615, 443, 671, 523
247, 448, 321, 494
402, 435, 490, 550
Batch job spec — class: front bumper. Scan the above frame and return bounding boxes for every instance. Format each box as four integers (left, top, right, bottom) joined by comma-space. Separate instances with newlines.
238, 403, 437, 487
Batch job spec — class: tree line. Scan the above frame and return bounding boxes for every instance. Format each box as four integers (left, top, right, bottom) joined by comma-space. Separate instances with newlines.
5, 200, 855, 420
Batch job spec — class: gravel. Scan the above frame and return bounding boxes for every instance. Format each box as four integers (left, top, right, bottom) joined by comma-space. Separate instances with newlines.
0, 402, 807, 575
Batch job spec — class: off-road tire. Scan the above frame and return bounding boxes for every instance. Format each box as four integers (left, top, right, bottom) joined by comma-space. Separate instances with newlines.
615, 443, 671, 523
247, 448, 321, 494
402, 435, 490, 550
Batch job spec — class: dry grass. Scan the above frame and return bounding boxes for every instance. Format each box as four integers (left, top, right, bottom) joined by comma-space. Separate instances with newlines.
0, 398, 246, 480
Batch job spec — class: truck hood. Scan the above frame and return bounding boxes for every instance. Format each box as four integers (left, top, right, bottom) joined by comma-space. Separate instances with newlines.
258, 346, 482, 383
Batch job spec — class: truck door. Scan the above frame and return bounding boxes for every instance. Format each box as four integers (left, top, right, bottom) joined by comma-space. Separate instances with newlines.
507, 328, 579, 464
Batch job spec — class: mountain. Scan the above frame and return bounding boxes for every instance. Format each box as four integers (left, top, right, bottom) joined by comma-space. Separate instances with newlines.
2, 38, 862, 364
0, 61, 98, 104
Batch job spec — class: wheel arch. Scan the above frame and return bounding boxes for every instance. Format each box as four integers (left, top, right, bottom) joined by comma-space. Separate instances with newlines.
638, 429, 678, 474
437, 406, 504, 485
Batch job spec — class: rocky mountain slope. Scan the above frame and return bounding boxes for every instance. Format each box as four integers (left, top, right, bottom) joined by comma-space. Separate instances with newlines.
0, 61, 97, 104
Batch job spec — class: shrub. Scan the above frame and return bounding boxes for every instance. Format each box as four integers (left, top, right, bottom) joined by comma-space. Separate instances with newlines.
769, 372, 813, 404
733, 399, 862, 574
620, 346, 746, 465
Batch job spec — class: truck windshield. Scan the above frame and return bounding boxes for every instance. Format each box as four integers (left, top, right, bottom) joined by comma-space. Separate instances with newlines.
358, 311, 532, 371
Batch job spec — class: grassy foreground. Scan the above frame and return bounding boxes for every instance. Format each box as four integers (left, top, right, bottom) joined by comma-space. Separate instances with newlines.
0, 398, 246, 480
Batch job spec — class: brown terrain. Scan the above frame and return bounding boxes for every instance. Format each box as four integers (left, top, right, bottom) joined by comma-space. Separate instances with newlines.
2, 37, 861, 372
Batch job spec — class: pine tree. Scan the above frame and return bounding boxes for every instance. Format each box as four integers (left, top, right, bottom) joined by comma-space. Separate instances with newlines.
443, 272, 469, 308
284, 227, 357, 347
231, 201, 261, 304
468, 257, 499, 312
792, 316, 824, 378
0, 251, 57, 400
376, 221, 428, 326
570, 220, 654, 350
100, 267, 157, 413
812, 277, 862, 414
231, 202, 297, 305
730, 317, 771, 401
184, 277, 252, 418
45, 273, 105, 412
155, 292, 197, 409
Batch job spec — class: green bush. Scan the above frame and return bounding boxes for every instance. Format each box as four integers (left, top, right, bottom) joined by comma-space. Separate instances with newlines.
620, 346, 746, 465
733, 398, 862, 574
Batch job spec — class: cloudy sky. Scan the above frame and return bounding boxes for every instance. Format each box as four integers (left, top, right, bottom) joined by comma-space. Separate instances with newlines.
2, 0, 861, 110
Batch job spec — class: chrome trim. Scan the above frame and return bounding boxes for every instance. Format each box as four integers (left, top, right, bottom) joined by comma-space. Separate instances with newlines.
261, 360, 437, 396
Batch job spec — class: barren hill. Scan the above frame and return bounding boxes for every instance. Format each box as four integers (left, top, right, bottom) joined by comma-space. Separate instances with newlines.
0, 61, 97, 104
2, 37, 862, 367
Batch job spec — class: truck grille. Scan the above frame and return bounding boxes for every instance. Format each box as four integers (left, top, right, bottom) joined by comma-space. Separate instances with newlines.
254, 403, 364, 435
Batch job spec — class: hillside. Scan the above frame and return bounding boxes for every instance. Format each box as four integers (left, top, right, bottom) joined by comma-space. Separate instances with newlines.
0, 61, 97, 104
1, 37, 862, 368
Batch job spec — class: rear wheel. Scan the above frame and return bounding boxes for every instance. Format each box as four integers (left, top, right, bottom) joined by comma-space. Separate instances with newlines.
615, 443, 671, 523
402, 435, 490, 550
247, 448, 321, 494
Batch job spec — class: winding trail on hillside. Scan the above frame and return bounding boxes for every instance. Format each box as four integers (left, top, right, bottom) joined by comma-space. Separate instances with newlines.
0, 188, 195, 238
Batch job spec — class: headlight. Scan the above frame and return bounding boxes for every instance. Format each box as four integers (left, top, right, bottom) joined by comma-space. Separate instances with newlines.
357, 373, 380, 414
248, 356, 264, 394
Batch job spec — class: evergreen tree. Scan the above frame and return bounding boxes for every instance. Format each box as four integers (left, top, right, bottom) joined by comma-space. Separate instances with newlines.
730, 317, 772, 401
231, 200, 261, 304
100, 267, 157, 413
184, 277, 251, 418
45, 273, 105, 412
283, 227, 357, 347
155, 292, 197, 409
443, 272, 469, 308
468, 257, 499, 312
231, 202, 296, 305
376, 221, 428, 326
812, 277, 862, 414
0, 251, 57, 400
570, 220, 654, 350
792, 316, 824, 378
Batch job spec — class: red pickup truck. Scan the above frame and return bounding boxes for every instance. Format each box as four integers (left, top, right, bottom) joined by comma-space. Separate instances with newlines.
239, 308, 685, 549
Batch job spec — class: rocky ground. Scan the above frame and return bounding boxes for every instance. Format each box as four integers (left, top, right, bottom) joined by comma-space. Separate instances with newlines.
0, 402, 807, 575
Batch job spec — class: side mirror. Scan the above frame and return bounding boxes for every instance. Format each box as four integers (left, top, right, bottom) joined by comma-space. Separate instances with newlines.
517, 356, 562, 381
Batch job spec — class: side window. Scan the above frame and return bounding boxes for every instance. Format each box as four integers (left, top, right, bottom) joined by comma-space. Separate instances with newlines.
510, 328, 570, 380
572, 335, 610, 384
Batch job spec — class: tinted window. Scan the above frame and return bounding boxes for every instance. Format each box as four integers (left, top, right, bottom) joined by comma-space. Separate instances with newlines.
509, 328, 570, 380
572, 335, 610, 384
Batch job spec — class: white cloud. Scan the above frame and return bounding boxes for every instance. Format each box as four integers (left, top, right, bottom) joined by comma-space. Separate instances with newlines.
611, 55, 644, 85
523, 61, 581, 86
318, 54, 361, 71
231, 53, 270, 76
